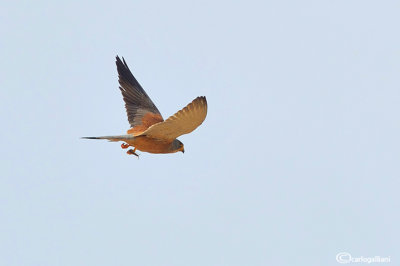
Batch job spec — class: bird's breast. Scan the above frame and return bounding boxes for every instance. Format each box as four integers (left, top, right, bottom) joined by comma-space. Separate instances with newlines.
126, 136, 175, 154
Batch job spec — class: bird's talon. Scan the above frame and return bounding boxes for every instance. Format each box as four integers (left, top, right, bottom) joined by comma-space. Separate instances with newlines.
121, 143, 130, 149
127, 148, 139, 157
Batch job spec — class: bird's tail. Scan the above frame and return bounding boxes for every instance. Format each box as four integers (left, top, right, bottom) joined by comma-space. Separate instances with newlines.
81, 135, 135, 142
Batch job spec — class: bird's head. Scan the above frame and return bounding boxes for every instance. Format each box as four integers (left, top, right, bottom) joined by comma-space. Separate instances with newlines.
172, 139, 185, 153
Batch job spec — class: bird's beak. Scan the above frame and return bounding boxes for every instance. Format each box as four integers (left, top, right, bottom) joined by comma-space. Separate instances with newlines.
181, 148, 185, 153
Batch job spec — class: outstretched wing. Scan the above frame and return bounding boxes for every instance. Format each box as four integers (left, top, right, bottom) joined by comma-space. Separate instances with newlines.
116, 56, 164, 136
138, 96, 207, 140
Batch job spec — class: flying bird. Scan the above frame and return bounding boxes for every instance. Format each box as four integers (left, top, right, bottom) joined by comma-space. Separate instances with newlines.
83, 56, 207, 157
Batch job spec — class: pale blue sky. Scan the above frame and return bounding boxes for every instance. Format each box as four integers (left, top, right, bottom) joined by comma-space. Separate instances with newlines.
1, 1, 399, 265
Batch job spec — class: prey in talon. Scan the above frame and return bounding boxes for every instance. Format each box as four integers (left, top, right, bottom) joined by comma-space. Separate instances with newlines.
82, 56, 207, 157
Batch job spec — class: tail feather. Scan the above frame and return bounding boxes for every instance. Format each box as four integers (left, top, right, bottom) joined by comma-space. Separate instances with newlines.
81, 135, 135, 142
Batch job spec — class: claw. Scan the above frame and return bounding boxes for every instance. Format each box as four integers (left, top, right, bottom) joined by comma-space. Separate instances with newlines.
127, 148, 139, 158
121, 143, 130, 149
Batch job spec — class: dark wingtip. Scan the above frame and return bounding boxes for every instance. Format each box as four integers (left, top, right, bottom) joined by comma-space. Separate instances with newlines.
116, 55, 128, 67
195, 96, 207, 103
116, 55, 132, 75
116, 55, 123, 67
81, 137, 100, 139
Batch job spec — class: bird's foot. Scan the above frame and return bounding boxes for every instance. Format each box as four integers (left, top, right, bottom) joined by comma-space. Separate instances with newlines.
121, 143, 130, 149
127, 148, 139, 158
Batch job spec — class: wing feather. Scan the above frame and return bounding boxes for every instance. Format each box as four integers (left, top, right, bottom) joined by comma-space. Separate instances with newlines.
116, 56, 163, 134
139, 96, 207, 140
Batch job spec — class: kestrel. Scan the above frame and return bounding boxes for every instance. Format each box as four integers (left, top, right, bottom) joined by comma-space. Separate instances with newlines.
83, 56, 208, 157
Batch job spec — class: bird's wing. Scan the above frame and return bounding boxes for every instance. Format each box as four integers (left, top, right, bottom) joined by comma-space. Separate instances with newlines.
138, 96, 207, 140
116, 56, 164, 136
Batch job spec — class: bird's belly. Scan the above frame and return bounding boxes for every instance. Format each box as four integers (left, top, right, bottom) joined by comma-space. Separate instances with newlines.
126, 136, 173, 154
